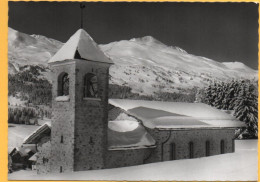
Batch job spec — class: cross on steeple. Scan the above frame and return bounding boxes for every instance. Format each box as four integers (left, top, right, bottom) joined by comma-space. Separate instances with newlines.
80, 3, 86, 29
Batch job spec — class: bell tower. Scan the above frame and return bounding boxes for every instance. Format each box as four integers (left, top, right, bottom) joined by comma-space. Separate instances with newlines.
48, 29, 113, 173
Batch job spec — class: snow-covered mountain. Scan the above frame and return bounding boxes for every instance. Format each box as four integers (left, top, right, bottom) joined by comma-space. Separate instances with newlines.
100, 36, 257, 94
8, 27, 258, 95
8, 27, 62, 74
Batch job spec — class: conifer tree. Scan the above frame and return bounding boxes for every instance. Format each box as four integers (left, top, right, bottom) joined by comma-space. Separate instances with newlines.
202, 79, 258, 139
234, 82, 258, 138
214, 82, 226, 109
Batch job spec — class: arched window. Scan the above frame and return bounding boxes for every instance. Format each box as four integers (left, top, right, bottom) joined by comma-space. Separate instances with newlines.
58, 72, 69, 96
170, 143, 176, 160
206, 141, 210, 156
84, 73, 98, 98
220, 140, 225, 154
189, 142, 194, 159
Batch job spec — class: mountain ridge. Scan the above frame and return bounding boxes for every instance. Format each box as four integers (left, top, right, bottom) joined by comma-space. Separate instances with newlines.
8, 27, 257, 96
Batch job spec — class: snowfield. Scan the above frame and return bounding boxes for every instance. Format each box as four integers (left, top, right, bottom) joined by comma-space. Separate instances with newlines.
8, 124, 40, 153
8, 140, 257, 181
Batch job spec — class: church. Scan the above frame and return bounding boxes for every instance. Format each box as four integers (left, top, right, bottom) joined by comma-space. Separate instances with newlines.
35, 29, 244, 174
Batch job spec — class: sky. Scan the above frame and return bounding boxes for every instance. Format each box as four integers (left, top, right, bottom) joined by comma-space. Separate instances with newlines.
8, 2, 258, 69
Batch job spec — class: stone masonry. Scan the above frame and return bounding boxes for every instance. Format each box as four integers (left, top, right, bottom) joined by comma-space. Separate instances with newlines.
146, 128, 235, 162
48, 59, 111, 173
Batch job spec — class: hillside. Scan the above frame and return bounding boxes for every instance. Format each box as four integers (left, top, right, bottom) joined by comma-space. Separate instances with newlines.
8, 27, 258, 105
100, 36, 257, 95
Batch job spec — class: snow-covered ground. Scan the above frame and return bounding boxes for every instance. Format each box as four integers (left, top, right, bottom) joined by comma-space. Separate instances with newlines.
8, 95, 26, 107
8, 140, 258, 181
8, 118, 51, 153
8, 124, 39, 153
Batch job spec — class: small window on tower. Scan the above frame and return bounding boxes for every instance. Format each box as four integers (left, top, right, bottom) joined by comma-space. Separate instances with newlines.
61, 135, 63, 143
58, 72, 69, 96
84, 73, 98, 98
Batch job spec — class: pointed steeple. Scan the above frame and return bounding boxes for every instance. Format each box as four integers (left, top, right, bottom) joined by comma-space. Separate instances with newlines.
49, 29, 113, 64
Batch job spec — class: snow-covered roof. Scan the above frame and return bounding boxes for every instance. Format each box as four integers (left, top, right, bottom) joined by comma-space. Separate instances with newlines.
48, 29, 113, 64
29, 153, 38, 161
109, 99, 245, 129
23, 123, 51, 144
108, 120, 156, 150
9, 146, 36, 157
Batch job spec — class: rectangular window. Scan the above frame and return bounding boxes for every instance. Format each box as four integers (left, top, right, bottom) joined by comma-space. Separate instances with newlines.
206, 141, 210, 156
189, 142, 194, 159
61, 135, 63, 143
170, 143, 176, 160
60, 166, 62, 173
221, 140, 225, 154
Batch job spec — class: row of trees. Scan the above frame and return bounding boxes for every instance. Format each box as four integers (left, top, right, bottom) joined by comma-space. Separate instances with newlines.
109, 84, 196, 102
197, 80, 258, 139
8, 107, 38, 125
8, 65, 52, 106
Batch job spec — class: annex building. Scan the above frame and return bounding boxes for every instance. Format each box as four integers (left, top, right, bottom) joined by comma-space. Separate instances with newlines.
31, 29, 244, 174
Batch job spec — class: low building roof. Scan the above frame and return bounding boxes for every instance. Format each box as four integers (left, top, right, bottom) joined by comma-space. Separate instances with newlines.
29, 153, 38, 161
109, 99, 245, 129
48, 29, 113, 64
23, 123, 51, 144
9, 146, 36, 157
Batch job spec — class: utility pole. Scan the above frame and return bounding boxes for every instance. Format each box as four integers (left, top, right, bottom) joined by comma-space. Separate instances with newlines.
80, 3, 86, 29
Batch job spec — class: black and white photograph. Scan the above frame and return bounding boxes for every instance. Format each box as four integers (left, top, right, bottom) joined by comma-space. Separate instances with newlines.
7, 1, 258, 180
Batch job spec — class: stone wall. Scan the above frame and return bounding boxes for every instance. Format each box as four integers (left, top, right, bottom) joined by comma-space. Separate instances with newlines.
147, 128, 235, 162
36, 141, 51, 174
105, 148, 152, 168
49, 60, 76, 173
46, 59, 111, 172
74, 60, 110, 171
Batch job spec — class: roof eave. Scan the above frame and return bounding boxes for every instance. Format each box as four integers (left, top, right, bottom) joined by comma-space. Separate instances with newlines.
108, 144, 156, 151
157, 126, 245, 131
